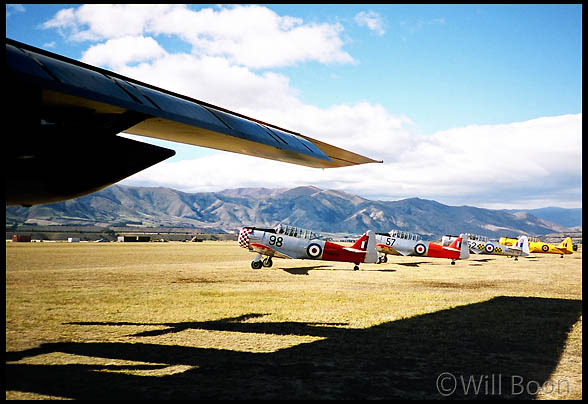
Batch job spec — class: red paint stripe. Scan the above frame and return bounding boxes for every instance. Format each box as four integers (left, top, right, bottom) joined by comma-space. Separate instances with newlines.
322, 241, 365, 264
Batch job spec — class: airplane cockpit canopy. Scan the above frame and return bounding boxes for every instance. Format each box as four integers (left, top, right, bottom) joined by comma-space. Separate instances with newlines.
275, 224, 322, 240
468, 234, 488, 242
388, 229, 420, 241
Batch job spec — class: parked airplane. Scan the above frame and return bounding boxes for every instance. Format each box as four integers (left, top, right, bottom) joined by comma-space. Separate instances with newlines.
6, 38, 380, 207
443, 234, 530, 260
375, 230, 470, 265
499, 236, 574, 257
238, 224, 379, 270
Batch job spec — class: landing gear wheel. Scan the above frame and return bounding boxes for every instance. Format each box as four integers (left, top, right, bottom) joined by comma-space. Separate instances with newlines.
353, 265, 360, 271
262, 257, 273, 267
451, 260, 456, 265
251, 261, 262, 269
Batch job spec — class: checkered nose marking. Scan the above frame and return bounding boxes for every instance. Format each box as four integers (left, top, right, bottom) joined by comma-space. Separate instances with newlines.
238, 227, 252, 249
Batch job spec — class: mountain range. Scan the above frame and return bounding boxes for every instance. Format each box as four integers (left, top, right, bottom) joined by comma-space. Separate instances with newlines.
502, 207, 582, 229
5, 185, 581, 239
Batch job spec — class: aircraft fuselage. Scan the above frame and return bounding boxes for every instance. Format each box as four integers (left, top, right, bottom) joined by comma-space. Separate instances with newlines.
238, 226, 379, 270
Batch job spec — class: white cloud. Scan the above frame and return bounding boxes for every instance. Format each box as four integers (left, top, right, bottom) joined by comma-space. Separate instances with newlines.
41, 4, 353, 69
123, 113, 582, 209
239, 102, 415, 162
81, 36, 167, 70
113, 52, 300, 112
41, 4, 177, 41
39, 5, 581, 209
354, 11, 385, 36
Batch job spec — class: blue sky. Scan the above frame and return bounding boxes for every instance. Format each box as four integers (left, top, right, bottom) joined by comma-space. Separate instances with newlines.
6, 4, 582, 209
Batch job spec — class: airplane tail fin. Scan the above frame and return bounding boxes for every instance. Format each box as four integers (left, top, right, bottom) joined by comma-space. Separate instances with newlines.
351, 231, 369, 250
558, 237, 574, 253
515, 235, 530, 256
449, 233, 470, 259
499, 236, 516, 246
352, 230, 379, 263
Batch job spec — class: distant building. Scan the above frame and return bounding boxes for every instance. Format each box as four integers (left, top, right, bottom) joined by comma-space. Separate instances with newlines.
12, 234, 31, 242
68, 237, 80, 243
117, 235, 151, 242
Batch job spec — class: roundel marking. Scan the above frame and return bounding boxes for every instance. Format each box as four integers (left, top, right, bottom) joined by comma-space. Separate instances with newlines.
414, 243, 427, 255
307, 243, 322, 258
485, 243, 495, 253
542, 244, 549, 252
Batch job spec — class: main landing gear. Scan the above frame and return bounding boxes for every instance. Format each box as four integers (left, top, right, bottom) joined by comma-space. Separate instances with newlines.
353, 265, 360, 271
251, 260, 262, 269
251, 255, 273, 269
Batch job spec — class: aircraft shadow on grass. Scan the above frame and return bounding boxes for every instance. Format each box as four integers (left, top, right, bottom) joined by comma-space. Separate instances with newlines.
469, 258, 496, 263
6, 296, 581, 399
394, 261, 432, 268
280, 265, 332, 275
280, 265, 397, 275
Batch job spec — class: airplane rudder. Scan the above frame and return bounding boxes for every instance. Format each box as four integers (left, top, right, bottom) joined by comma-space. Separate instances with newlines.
364, 230, 379, 263
366, 230, 376, 250
519, 235, 530, 255
561, 237, 574, 253
459, 233, 470, 259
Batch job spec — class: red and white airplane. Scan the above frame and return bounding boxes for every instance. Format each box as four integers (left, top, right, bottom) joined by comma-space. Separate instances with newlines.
238, 224, 379, 271
376, 230, 470, 265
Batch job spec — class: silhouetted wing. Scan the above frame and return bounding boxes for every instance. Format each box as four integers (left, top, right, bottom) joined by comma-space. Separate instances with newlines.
5, 38, 381, 206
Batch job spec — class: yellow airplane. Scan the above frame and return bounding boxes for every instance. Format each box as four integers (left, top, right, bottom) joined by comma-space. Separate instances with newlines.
499, 236, 574, 257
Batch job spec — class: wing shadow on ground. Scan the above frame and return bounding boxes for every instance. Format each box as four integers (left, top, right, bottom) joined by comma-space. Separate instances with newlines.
280, 265, 333, 275
281, 265, 396, 274
6, 296, 581, 399
393, 261, 434, 267
469, 258, 496, 263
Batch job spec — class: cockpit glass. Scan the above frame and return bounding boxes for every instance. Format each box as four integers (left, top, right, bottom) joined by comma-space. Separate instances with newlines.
275, 224, 321, 240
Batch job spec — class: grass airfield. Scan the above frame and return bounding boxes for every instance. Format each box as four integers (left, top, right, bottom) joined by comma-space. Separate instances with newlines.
6, 241, 582, 399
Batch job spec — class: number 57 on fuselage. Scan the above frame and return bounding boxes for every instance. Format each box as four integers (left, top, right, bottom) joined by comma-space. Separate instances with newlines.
238, 224, 379, 271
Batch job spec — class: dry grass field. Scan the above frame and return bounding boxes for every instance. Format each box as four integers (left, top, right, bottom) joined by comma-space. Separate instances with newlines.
6, 241, 582, 399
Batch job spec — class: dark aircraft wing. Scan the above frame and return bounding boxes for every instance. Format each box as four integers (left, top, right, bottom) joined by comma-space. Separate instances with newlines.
5, 38, 381, 206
